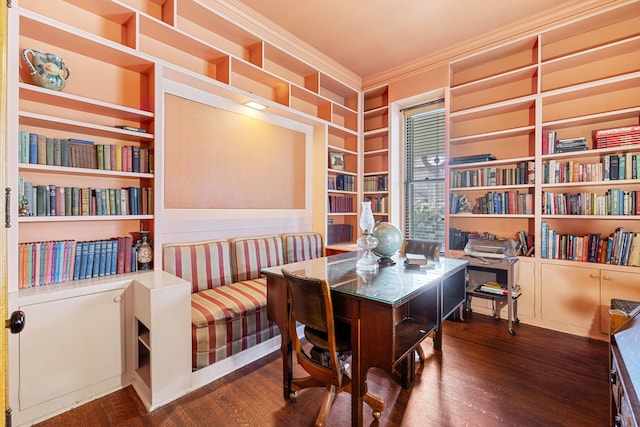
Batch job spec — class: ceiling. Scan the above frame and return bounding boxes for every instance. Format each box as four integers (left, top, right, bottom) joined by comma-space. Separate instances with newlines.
234, 0, 604, 83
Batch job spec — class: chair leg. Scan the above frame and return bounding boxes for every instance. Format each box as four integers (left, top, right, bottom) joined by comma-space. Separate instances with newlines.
315, 384, 337, 427
363, 390, 385, 420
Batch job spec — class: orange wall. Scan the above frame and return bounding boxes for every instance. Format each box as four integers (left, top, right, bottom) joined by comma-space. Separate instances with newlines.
163, 94, 306, 209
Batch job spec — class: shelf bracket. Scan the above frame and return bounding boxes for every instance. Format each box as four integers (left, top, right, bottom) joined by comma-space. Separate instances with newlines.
5, 188, 11, 228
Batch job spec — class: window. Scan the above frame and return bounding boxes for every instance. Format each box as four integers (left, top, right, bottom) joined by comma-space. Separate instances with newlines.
403, 99, 446, 245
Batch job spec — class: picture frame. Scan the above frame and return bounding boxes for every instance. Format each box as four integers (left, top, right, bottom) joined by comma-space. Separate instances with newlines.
329, 152, 345, 171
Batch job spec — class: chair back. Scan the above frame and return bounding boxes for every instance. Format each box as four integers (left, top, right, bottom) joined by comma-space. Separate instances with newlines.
281, 269, 342, 384
403, 239, 442, 261
285, 270, 330, 334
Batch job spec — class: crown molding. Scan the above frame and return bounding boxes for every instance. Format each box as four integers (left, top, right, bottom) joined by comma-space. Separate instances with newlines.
201, 0, 362, 90
363, 0, 632, 89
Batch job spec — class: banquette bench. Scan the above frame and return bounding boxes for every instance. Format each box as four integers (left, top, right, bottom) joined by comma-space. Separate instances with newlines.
163, 233, 323, 369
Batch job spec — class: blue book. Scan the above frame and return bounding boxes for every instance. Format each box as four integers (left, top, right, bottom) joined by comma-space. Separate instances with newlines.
91, 240, 101, 278
57, 241, 65, 282
51, 242, 59, 284
104, 240, 113, 276
39, 242, 46, 286
73, 242, 83, 280
110, 238, 118, 275
85, 241, 96, 278
28, 132, 38, 164
98, 240, 107, 277
78, 242, 89, 279
541, 221, 548, 259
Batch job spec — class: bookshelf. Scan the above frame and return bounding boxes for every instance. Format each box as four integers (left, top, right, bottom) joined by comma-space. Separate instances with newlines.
447, 1, 640, 337
7, 0, 361, 424
363, 85, 390, 222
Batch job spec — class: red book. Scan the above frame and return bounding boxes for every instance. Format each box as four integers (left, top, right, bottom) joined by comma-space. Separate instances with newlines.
124, 236, 133, 273
117, 236, 126, 274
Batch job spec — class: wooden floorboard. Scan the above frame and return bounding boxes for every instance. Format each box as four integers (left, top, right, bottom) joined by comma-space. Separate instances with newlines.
34, 313, 610, 427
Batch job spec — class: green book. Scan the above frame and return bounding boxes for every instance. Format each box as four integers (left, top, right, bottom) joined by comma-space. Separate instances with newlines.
53, 138, 62, 166
46, 137, 54, 165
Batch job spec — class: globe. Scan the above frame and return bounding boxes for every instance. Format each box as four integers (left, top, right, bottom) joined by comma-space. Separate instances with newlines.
372, 222, 404, 266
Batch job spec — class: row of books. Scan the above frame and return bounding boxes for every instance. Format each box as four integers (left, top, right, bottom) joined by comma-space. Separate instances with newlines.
326, 223, 353, 245
18, 131, 153, 173
542, 132, 588, 155
543, 153, 640, 184
450, 191, 534, 215
450, 162, 535, 189
516, 230, 535, 257
18, 179, 153, 217
540, 222, 640, 266
365, 195, 388, 214
594, 125, 640, 149
363, 175, 388, 192
448, 228, 498, 250
327, 174, 356, 192
542, 189, 639, 216
18, 237, 138, 288
327, 194, 353, 213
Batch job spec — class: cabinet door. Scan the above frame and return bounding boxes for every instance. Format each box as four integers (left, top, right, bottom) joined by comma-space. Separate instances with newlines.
517, 260, 535, 319
18, 289, 124, 409
600, 269, 640, 334
540, 264, 600, 336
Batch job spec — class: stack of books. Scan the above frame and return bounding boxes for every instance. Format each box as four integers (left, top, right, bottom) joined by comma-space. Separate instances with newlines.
476, 281, 521, 298
554, 137, 588, 153
594, 125, 640, 149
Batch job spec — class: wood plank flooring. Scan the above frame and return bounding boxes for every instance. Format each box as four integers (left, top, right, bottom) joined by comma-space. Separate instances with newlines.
34, 313, 610, 427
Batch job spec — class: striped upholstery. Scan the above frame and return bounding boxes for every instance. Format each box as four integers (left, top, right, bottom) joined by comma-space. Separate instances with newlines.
163, 236, 284, 369
282, 232, 324, 264
229, 235, 284, 282
191, 278, 277, 368
163, 240, 233, 293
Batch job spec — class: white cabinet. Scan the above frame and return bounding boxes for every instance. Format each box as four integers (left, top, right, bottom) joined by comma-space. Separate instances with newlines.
12, 287, 126, 425
132, 271, 192, 410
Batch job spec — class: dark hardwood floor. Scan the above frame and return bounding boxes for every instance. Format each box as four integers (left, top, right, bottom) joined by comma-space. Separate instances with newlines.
35, 313, 610, 427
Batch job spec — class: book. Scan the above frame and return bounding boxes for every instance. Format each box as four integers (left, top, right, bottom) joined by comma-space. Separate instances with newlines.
116, 236, 126, 274
124, 236, 133, 273
478, 283, 521, 298
405, 253, 428, 265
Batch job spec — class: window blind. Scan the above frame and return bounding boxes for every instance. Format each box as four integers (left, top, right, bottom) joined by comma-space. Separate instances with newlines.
403, 99, 446, 245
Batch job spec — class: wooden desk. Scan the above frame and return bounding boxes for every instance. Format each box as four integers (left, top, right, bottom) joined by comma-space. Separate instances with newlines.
263, 252, 467, 426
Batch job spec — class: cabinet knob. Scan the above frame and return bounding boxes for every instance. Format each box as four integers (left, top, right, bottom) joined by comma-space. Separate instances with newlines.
5, 310, 25, 334
114, 296, 122, 303
589, 273, 598, 279
602, 275, 611, 281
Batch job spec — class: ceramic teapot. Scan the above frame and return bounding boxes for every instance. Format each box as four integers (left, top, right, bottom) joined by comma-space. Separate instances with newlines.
22, 49, 70, 91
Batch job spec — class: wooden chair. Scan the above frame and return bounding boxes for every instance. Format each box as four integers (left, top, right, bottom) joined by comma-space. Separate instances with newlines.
402, 239, 443, 363
281, 269, 384, 426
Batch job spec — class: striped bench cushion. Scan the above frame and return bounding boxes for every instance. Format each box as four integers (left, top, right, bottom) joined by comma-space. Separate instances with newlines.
282, 232, 323, 264
191, 278, 277, 368
163, 240, 233, 293
229, 235, 284, 282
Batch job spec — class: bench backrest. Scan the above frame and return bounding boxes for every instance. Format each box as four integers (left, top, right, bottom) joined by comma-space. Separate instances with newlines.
229, 235, 284, 282
163, 239, 233, 293
282, 232, 324, 264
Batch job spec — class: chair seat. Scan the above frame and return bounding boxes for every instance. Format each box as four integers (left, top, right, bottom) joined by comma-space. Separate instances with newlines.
304, 323, 351, 353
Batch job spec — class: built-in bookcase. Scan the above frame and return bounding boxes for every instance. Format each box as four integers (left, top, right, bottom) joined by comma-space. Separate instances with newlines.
7, 0, 361, 424
363, 85, 390, 222
448, 0, 640, 336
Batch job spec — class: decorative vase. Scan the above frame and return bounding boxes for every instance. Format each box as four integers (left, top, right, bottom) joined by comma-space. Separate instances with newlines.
356, 201, 379, 274
22, 49, 71, 91
134, 230, 153, 271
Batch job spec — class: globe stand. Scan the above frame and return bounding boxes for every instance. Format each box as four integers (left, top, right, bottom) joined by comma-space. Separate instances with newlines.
377, 256, 396, 267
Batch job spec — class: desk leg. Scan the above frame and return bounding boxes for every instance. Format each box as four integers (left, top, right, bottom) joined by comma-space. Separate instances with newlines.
433, 326, 442, 351
281, 333, 292, 401
350, 314, 364, 426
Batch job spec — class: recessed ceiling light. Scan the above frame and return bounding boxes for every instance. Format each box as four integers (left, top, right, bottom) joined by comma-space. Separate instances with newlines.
244, 101, 267, 110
